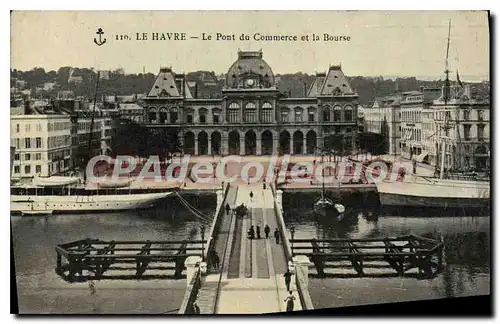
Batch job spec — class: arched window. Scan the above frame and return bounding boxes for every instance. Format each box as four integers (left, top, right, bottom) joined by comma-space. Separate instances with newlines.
260, 102, 273, 123
244, 102, 257, 123
333, 106, 342, 121
228, 102, 240, 123
322, 106, 331, 122
344, 105, 353, 121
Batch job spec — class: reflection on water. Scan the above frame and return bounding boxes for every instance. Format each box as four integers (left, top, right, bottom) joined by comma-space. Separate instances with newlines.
12, 194, 215, 313
282, 192, 491, 308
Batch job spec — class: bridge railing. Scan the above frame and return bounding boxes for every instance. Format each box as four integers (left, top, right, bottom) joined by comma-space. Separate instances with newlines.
205, 182, 232, 264
178, 267, 202, 314
271, 187, 315, 311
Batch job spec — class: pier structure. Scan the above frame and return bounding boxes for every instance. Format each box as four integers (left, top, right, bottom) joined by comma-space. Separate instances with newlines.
179, 183, 314, 314
55, 235, 206, 282
290, 235, 444, 278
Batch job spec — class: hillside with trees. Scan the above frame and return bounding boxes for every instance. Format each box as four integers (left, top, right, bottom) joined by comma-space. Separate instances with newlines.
11, 68, 489, 106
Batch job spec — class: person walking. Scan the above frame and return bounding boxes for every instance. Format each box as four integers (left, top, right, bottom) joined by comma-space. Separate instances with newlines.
283, 268, 292, 292
225, 203, 230, 215
249, 225, 255, 239
192, 301, 200, 314
284, 291, 296, 312
256, 226, 261, 239
249, 191, 254, 202
274, 228, 280, 244
213, 252, 220, 270
264, 225, 270, 239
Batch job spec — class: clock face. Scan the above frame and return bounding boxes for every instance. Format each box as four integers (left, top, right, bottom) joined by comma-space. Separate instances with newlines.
246, 79, 255, 86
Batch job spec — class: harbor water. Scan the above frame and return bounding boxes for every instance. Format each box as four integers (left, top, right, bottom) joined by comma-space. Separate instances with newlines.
11, 194, 215, 314
282, 192, 491, 309
11, 191, 490, 313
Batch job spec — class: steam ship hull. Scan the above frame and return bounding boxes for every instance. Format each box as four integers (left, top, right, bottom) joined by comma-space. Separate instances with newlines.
11, 192, 172, 215
376, 178, 490, 209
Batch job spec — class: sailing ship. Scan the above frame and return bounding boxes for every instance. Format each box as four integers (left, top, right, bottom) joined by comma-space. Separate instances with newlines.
376, 21, 490, 210
10, 72, 173, 216
314, 151, 346, 219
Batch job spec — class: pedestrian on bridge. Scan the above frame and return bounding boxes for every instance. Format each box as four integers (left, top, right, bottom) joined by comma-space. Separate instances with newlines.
248, 225, 255, 239
192, 301, 200, 314
283, 269, 292, 291
256, 226, 261, 239
213, 251, 220, 270
249, 191, 254, 201
284, 291, 296, 312
274, 228, 280, 244
264, 225, 270, 239
225, 203, 230, 215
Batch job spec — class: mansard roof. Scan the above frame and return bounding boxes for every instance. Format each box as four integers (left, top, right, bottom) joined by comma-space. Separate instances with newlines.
147, 67, 193, 99
307, 65, 355, 97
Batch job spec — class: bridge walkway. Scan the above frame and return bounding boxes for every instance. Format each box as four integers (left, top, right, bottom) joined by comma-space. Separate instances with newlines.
214, 184, 303, 314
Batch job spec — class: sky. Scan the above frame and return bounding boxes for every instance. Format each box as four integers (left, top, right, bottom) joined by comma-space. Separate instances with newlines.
10, 11, 490, 81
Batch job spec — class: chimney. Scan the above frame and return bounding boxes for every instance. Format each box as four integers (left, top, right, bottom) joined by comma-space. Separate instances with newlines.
195, 82, 199, 99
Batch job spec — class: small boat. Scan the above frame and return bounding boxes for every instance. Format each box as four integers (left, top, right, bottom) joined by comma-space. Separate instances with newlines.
95, 178, 134, 189
314, 196, 346, 220
33, 175, 81, 187
21, 210, 54, 216
313, 150, 346, 220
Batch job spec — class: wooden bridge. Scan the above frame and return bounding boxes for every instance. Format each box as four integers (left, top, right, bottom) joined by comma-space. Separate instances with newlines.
290, 234, 444, 278
55, 238, 207, 282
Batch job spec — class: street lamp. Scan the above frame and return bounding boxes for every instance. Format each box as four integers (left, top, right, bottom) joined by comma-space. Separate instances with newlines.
290, 226, 296, 256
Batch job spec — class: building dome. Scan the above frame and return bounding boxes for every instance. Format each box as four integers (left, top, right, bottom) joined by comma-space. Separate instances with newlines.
226, 50, 275, 89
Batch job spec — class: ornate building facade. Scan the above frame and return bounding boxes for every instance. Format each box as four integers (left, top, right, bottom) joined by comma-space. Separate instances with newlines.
140, 50, 358, 156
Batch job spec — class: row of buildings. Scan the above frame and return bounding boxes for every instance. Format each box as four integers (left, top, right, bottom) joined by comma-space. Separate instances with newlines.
362, 83, 490, 171
10, 49, 490, 179
10, 98, 119, 179
139, 50, 359, 157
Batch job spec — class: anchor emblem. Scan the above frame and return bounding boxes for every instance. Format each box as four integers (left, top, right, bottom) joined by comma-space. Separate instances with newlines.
94, 28, 107, 46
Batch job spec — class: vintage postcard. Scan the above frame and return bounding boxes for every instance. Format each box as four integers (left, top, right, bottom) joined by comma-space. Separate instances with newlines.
10, 11, 490, 315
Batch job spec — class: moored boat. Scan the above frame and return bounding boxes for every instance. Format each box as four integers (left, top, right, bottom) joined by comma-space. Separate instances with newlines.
10, 176, 172, 215
313, 150, 346, 220
376, 21, 490, 211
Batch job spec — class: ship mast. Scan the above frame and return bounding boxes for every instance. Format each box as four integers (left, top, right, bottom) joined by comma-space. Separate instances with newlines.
84, 71, 100, 183
439, 20, 452, 180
